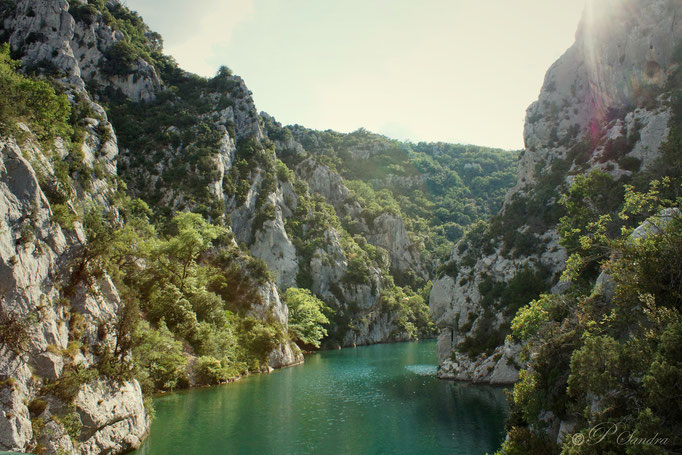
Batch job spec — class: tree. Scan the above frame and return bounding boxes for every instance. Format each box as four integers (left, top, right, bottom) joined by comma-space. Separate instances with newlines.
157, 212, 227, 292
133, 320, 187, 392
283, 288, 329, 348
216, 65, 233, 78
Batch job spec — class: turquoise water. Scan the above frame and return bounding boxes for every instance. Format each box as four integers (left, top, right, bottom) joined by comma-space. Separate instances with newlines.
133, 340, 509, 455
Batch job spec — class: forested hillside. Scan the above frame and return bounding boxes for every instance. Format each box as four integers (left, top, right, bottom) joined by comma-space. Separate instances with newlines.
5, 0, 676, 453
0, 1, 517, 452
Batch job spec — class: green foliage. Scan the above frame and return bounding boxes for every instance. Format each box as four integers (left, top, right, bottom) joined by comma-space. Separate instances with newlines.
283, 288, 329, 348
0, 312, 31, 354
51, 204, 78, 230
0, 43, 72, 142
236, 316, 285, 368
69, 0, 163, 71
558, 170, 625, 282
379, 284, 436, 340
132, 320, 187, 393
54, 411, 82, 441
281, 125, 517, 276
276, 158, 294, 182
106, 67, 251, 222
68, 2, 99, 25
102, 40, 140, 75
456, 313, 507, 359
195, 356, 233, 385
511, 294, 557, 342
193, 321, 236, 359
488, 158, 570, 258
457, 264, 550, 358
503, 177, 682, 454
62, 197, 292, 395
346, 180, 401, 224
41, 365, 98, 402
436, 259, 458, 278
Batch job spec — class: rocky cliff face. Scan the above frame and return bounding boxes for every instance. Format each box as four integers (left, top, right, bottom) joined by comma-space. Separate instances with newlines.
0, 126, 149, 453
0, 3, 158, 451
2, 0, 421, 369
430, 0, 682, 384
0, 1, 302, 452
285, 127, 429, 285
3, 0, 161, 100
518, 0, 679, 195
261, 121, 431, 346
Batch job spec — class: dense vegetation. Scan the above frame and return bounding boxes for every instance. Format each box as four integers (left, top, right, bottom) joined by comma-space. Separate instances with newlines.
278, 125, 518, 266
493, 41, 682, 454
49, 198, 294, 394
502, 176, 682, 454
0, 43, 71, 143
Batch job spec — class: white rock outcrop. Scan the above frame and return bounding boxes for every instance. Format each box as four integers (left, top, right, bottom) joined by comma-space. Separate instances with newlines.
0, 135, 149, 454
430, 0, 681, 384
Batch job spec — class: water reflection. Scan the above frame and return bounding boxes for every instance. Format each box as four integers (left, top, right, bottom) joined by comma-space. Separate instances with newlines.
134, 340, 508, 455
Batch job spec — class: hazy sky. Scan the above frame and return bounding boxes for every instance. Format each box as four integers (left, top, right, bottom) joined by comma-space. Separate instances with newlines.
124, 0, 585, 149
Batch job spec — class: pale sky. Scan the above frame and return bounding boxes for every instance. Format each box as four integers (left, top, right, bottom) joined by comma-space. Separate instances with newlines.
124, 0, 585, 149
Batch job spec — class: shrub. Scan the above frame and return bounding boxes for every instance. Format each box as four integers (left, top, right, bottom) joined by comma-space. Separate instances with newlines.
102, 41, 139, 76
276, 159, 294, 182
55, 410, 82, 441
132, 320, 187, 393
192, 322, 235, 359
52, 204, 77, 229
0, 312, 31, 354
436, 260, 458, 278
69, 3, 99, 25
27, 399, 47, 417
41, 365, 97, 402
283, 288, 329, 348
618, 155, 641, 172
194, 356, 232, 385
237, 317, 284, 368
0, 43, 72, 142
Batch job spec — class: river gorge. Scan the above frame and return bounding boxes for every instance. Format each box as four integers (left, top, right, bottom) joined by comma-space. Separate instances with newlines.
133, 341, 509, 455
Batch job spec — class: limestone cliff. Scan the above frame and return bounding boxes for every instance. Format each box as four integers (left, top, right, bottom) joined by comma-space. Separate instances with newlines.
1, 0, 423, 380
430, 0, 682, 384
0, 125, 149, 453
0, 1, 298, 453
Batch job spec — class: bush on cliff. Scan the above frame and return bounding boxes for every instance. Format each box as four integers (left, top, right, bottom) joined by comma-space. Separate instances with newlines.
501, 179, 682, 454
284, 288, 330, 349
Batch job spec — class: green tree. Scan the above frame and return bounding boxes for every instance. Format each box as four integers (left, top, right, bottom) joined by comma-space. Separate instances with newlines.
158, 212, 227, 292
283, 288, 330, 348
503, 179, 682, 454
0, 43, 72, 141
133, 320, 187, 392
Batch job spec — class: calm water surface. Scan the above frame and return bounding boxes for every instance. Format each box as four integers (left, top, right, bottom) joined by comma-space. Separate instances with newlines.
133, 340, 509, 455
